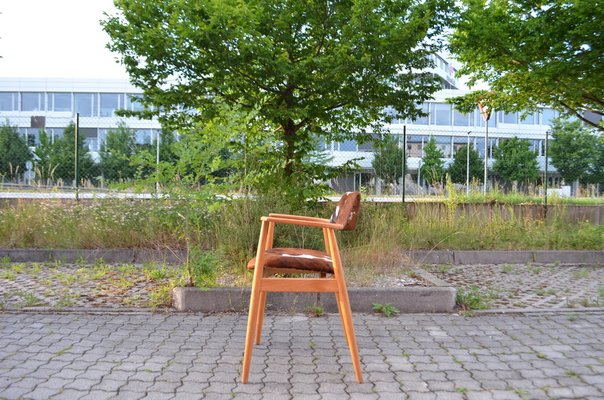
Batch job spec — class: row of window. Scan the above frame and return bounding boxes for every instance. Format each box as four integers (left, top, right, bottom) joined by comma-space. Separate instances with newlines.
0, 92, 145, 117
323, 135, 546, 158
2, 91, 559, 127
19, 127, 160, 152
386, 103, 558, 127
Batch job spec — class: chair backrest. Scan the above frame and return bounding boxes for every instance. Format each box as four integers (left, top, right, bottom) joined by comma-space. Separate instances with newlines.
330, 192, 361, 231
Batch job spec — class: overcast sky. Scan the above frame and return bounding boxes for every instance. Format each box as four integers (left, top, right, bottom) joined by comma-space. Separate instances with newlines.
0, 0, 128, 79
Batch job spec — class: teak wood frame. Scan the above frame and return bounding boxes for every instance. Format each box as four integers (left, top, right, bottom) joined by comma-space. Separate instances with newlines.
241, 214, 363, 384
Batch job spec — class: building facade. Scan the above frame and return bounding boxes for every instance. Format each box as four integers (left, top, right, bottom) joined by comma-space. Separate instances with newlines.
1, 77, 560, 191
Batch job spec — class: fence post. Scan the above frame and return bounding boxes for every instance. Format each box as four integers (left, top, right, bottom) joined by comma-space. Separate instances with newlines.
74, 113, 80, 201
544, 130, 549, 219
402, 125, 406, 203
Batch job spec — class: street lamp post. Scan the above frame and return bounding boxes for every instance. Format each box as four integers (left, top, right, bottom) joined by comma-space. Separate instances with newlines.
478, 103, 492, 195
466, 131, 471, 197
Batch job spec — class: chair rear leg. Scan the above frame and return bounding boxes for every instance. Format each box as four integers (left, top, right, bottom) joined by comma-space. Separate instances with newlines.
337, 287, 363, 383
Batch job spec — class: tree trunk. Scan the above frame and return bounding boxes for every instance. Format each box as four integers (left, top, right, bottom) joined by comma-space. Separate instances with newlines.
282, 119, 297, 177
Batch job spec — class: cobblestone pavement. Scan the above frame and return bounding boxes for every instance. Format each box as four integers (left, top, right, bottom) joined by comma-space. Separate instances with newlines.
0, 263, 182, 310
1, 311, 604, 400
2, 261, 603, 311
426, 264, 604, 310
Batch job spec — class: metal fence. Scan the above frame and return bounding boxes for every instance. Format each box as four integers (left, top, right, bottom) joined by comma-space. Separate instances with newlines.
1, 113, 601, 199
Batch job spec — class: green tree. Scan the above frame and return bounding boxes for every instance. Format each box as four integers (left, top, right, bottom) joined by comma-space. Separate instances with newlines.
449, 0, 604, 130
102, 0, 455, 197
447, 144, 482, 184
99, 123, 136, 181
549, 118, 601, 185
0, 122, 32, 180
34, 124, 97, 184
372, 134, 405, 187
492, 137, 539, 184
420, 137, 445, 186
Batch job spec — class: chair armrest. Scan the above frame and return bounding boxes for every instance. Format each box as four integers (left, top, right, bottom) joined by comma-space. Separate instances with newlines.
262, 215, 343, 230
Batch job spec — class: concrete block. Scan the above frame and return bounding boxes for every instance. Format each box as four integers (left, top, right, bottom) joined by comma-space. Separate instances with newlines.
453, 251, 534, 265
408, 251, 454, 265
134, 249, 187, 265
0, 248, 53, 262
51, 249, 135, 264
532, 250, 604, 265
172, 268, 456, 314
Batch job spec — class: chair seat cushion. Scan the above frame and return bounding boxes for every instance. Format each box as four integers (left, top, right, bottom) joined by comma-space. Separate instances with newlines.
247, 248, 334, 274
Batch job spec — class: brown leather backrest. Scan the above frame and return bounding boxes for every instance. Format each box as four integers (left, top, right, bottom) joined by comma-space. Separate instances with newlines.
330, 192, 361, 231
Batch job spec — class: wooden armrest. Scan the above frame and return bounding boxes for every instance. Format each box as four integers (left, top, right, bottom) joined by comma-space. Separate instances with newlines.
268, 213, 331, 223
262, 215, 342, 230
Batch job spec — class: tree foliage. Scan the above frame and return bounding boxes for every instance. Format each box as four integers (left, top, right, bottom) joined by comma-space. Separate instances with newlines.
492, 137, 539, 184
99, 123, 137, 181
0, 122, 32, 180
549, 118, 602, 185
102, 0, 455, 197
447, 144, 483, 184
372, 134, 405, 186
34, 124, 96, 184
449, 0, 604, 130
420, 137, 445, 186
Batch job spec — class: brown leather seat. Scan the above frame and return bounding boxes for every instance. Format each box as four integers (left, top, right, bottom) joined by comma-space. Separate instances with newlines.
247, 248, 334, 274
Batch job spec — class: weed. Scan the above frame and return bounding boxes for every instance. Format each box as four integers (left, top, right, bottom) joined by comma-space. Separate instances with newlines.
55, 295, 76, 309
30, 263, 42, 274
145, 266, 169, 281
14, 291, 45, 308
536, 353, 548, 360
55, 345, 73, 356
372, 303, 400, 317
573, 270, 590, 279
565, 370, 579, 378
0, 270, 16, 280
147, 285, 173, 308
501, 264, 513, 274
0, 256, 11, 266
456, 387, 468, 395
512, 387, 529, 399
599, 287, 604, 298
309, 305, 325, 317
456, 286, 491, 310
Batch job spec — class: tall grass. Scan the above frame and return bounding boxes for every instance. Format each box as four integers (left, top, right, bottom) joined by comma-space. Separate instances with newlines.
0, 195, 602, 277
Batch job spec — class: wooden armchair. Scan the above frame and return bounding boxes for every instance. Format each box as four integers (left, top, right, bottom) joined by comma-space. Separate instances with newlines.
241, 192, 363, 383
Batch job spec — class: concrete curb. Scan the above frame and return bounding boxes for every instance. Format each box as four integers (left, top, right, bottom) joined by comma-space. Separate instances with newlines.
2, 248, 603, 266
172, 268, 456, 313
407, 250, 604, 265
0, 248, 187, 264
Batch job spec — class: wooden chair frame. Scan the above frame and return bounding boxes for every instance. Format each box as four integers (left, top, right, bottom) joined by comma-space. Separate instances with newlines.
241, 212, 363, 383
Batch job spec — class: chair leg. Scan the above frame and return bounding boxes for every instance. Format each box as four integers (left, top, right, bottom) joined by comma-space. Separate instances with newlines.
242, 220, 270, 384
242, 282, 262, 384
254, 291, 267, 345
337, 287, 363, 383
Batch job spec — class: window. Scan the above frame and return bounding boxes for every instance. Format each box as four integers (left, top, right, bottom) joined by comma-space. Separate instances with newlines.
127, 94, 144, 111
453, 109, 470, 126
541, 108, 558, 126
135, 129, 153, 144
519, 113, 537, 125
21, 92, 43, 111
474, 109, 496, 127
0, 92, 17, 111
501, 112, 517, 124
50, 93, 72, 112
100, 93, 122, 117
412, 103, 429, 125
337, 140, 357, 151
431, 103, 452, 125
74, 93, 96, 117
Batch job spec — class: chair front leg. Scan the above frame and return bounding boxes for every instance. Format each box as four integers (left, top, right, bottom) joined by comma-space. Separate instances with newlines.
242, 220, 270, 384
